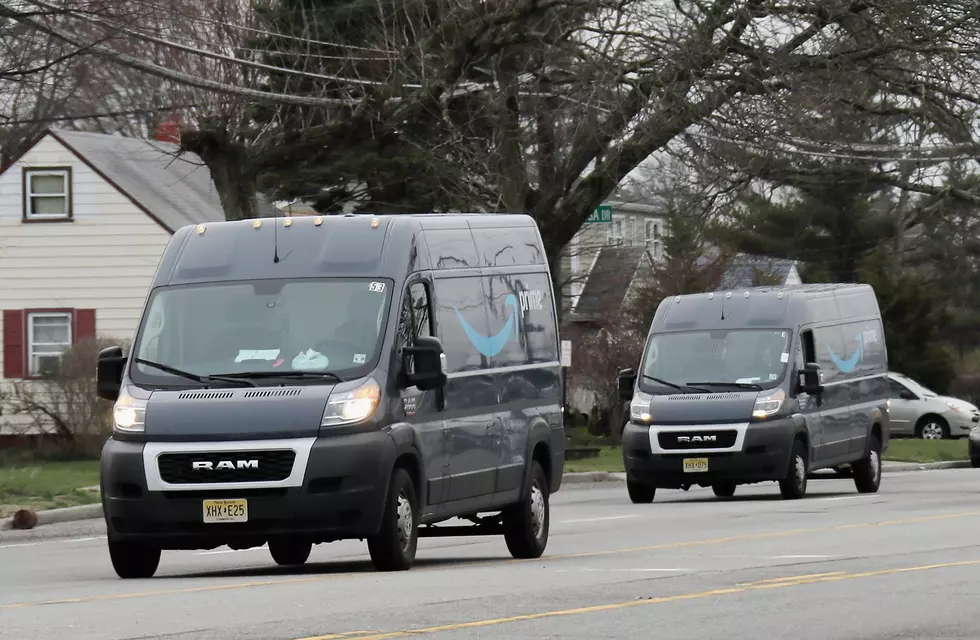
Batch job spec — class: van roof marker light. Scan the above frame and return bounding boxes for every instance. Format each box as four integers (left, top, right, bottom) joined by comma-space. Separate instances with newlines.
283, 217, 293, 228
196, 224, 206, 235
371, 217, 380, 229
253, 219, 262, 229
314, 216, 323, 226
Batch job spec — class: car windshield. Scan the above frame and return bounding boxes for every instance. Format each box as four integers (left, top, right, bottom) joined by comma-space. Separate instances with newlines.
896, 375, 937, 397
130, 277, 392, 386
640, 328, 792, 392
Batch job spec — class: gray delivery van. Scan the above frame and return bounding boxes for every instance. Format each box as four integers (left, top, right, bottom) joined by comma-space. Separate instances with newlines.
617, 283, 888, 502
95, 213, 564, 578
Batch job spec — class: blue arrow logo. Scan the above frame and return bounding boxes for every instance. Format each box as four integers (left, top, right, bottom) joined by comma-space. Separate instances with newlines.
827, 333, 864, 373
455, 293, 519, 357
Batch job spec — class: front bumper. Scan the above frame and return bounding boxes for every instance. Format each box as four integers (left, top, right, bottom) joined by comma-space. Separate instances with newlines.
622, 419, 795, 488
100, 431, 394, 550
948, 411, 980, 437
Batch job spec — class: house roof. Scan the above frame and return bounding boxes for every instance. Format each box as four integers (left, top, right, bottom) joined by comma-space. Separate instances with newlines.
572, 245, 649, 319
46, 129, 227, 232
716, 254, 799, 290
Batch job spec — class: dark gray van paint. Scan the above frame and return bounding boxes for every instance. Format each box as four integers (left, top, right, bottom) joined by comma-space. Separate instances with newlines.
619, 283, 888, 502
96, 213, 563, 578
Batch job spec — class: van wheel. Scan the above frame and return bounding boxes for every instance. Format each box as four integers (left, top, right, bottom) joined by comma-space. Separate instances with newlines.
712, 483, 736, 498
367, 467, 419, 571
503, 461, 550, 559
627, 477, 656, 503
852, 434, 882, 494
779, 440, 808, 500
269, 539, 313, 566
108, 539, 160, 579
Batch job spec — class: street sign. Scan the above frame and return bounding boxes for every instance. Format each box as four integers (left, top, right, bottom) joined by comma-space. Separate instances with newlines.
560, 340, 573, 367
586, 205, 612, 224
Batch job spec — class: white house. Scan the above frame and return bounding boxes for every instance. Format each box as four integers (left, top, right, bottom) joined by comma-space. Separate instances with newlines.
0, 128, 232, 429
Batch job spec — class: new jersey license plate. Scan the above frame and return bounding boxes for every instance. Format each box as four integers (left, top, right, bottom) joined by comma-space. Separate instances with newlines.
203, 499, 248, 523
682, 458, 709, 473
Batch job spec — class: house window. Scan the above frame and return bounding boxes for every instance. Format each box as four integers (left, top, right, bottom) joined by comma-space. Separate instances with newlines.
23, 168, 71, 221
27, 312, 73, 376
644, 219, 662, 260
608, 219, 624, 246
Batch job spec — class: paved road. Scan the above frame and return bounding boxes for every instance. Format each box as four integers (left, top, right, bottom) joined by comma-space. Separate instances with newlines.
1, 469, 978, 640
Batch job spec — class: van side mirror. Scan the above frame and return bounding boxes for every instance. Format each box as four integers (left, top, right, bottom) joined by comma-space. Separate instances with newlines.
403, 336, 447, 391
96, 345, 126, 401
618, 368, 637, 401
797, 362, 822, 395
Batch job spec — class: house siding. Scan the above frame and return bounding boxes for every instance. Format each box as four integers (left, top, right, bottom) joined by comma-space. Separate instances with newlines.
0, 134, 172, 433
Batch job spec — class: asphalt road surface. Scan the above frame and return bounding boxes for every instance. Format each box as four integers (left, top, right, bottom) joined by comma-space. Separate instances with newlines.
2, 469, 978, 640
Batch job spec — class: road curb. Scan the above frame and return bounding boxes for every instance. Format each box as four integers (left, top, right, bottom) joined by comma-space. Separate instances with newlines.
1, 503, 103, 532
4, 461, 973, 530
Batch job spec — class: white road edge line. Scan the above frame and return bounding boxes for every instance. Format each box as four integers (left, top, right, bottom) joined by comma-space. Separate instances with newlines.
0, 535, 106, 549
558, 515, 643, 524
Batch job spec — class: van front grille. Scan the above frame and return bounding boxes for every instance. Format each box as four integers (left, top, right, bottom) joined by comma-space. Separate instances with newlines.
158, 450, 296, 484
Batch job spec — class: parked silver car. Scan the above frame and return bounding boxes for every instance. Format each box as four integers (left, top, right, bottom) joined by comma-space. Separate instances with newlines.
887, 372, 980, 439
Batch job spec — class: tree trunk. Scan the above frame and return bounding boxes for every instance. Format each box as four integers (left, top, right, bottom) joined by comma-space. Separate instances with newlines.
180, 127, 259, 221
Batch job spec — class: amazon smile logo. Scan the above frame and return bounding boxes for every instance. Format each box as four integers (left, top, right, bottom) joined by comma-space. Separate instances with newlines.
455, 289, 544, 357
827, 333, 864, 373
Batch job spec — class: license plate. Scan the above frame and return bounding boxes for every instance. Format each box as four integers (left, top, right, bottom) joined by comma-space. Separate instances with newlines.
682, 458, 709, 473
203, 499, 248, 523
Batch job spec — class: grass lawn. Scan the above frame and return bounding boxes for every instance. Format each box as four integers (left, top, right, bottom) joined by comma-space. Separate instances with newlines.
564, 438, 970, 474
0, 460, 101, 517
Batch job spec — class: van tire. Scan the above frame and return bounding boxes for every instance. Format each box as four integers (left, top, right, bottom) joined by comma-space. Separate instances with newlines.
367, 467, 419, 571
712, 483, 736, 498
108, 539, 160, 579
627, 478, 656, 503
269, 539, 313, 566
503, 461, 550, 559
852, 434, 882, 494
779, 440, 808, 500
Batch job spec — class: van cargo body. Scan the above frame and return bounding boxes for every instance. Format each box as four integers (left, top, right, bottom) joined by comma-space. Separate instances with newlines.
96, 213, 564, 578
618, 283, 889, 502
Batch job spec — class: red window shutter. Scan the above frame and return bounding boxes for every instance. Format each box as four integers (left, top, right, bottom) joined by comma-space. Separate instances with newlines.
74, 309, 97, 343
3, 309, 25, 378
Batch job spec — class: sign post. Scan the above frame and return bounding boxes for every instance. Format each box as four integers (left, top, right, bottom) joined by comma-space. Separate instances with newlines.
560, 340, 572, 414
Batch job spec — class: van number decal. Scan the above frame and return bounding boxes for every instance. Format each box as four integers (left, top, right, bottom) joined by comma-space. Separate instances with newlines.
369, 282, 386, 293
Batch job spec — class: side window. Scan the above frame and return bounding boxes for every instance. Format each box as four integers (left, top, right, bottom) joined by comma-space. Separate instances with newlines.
409, 282, 431, 339
888, 380, 910, 399
432, 276, 490, 373
398, 281, 432, 376
800, 329, 816, 364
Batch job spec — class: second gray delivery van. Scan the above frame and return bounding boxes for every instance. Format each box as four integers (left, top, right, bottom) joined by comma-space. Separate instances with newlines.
618, 283, 889, 502
95, 213, 564, 578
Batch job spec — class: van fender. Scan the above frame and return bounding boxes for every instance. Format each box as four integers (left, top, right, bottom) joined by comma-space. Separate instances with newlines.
383, 423, 428, 510
519, 417, 556, 496
861, 406, 887, 456
790, 413, 813, 463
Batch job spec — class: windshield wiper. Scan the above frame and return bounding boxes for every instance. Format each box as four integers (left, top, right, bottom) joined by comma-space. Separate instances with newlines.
134, 358, 258, 387
686, 381, 764, 391
642, 375, 705, 393
215, 370, 344, 383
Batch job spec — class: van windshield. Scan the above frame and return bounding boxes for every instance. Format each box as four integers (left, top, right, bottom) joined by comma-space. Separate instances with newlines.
640, 328, 792, 392
130, 277, 392, 385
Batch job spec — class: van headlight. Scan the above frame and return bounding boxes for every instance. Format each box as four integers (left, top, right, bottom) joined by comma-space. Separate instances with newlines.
321, 378, 382, 427
630, 390, 653, 423
113, 391, 146, 434
752, 388, 786, 420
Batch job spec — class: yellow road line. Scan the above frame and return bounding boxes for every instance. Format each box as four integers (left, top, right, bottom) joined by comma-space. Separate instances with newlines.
1, 509, 977, 611
297, 559, 980, 640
